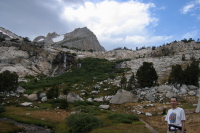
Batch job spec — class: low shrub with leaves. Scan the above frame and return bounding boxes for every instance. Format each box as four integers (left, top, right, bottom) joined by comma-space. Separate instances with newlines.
66, 113, 103, 133
0, 106, 5, 113
107, 113, 139, 124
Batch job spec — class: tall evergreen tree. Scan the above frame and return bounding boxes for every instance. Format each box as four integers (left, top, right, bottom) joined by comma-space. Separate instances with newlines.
0, 70, 18, 93
168, 64, 184, 85
183, 60, 199, 86
136, 62, 158, 88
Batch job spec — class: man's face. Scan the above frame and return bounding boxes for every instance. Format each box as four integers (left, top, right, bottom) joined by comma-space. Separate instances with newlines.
170, 98, 178, 109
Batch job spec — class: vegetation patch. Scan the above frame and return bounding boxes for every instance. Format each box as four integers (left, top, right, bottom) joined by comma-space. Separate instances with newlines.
0, 121, 24, 133
66, 113, 103, 133
107, 113, 139, 124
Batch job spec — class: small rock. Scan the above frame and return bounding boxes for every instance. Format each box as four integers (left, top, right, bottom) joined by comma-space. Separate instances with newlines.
99, 105, 109, 110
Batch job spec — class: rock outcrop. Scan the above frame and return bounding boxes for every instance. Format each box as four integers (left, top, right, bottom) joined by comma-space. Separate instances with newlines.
34, 27, 105, 52
67, 92, 83, 103
0, 27, 23, 40
0, 42, 77, 77
110, 89, 138, 104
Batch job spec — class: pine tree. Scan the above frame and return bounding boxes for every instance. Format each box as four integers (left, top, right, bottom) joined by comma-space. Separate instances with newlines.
184, 60, 199, 86
136, 62, 158, 88
168, 64, 183, 85
0, 70, 18, 93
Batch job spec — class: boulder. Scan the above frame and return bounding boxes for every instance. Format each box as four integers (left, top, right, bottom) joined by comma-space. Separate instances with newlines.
180, 85, 188, 90
188, 91, 196, 96
104, 96, 113, 101
179, 88, 187, 95
157, 85, 172, 93
27, 94, 38, 101
39, 93, 46, 98
110, 89, 138, 104
21, 102, 32, 106
58, 94, 67, 99
99, 105, 110, 110
195, 96, 200, 113
166, 91, 177, 98
91, 91, 99, 94
17, 86, 26, 93
94, 97, 104, 102
188, 85, 198, 90
146, 93, 156, 102
67, 92, 83, 103
41, 97, 47, 102
87, 98, 93, 102
145, 112, 152, 116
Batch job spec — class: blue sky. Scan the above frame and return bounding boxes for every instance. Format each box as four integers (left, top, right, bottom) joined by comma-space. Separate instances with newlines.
0, 0, 200, 51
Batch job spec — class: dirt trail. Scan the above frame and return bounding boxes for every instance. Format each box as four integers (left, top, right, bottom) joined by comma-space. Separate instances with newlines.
139, 119, 159, 133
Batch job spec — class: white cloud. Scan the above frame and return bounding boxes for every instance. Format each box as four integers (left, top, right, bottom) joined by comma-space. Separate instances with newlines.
125, 35, 172, 44
59, 0, 173, 50
181, 0, 200, 15
62, 1, 156, 35
181, 4, 194, 14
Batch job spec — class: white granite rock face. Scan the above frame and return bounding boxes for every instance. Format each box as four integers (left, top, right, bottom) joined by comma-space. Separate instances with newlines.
110, 89, 138, 104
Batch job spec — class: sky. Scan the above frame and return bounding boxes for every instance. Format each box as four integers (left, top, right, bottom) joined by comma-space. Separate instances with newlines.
0, 0, 200, 51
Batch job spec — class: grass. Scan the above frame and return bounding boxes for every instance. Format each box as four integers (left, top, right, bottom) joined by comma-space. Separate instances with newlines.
0, 121, 24, 133
1, 95, 199, 133
91, 123, 151, 133
0, 105, 150, 133
0, 106, 68, 132
107, 113, 139, 124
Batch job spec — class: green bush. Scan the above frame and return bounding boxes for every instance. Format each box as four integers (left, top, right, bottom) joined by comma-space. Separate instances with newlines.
0, 106, 5, 113
107, 113, 139, 124
59, 99, 69, 109
66, 113, 103, 133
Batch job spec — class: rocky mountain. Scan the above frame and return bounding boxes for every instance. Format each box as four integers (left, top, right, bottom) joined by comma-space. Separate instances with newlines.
33, 27, 105, 52
1, 26, 200, 84
0, 27, 23, 41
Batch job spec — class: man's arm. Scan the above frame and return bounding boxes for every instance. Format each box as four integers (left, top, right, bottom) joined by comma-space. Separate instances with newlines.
181, 120, 186, 133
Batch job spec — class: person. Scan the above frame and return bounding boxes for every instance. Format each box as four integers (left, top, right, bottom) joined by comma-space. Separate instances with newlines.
165, 96, 186, 133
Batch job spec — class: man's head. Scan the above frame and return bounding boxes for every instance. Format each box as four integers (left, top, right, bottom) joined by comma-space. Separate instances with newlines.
170, 96, 178, 109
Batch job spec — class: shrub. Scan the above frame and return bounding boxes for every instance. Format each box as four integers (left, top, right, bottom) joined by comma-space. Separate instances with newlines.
66, 113, 103, 133
0, 106, 5, 113
59, 99, 69, 109
107, 113, 139, 124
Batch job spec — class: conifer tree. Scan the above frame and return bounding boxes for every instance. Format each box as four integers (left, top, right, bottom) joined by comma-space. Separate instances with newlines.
168, 64, 183, 85
0, 70, 18, 93
184, 59, 199, 86
136, 62, 158, 88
